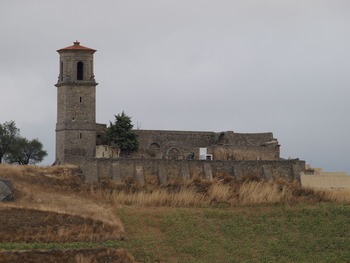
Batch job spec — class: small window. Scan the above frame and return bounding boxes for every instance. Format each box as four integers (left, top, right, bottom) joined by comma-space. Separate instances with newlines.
77, 62, 84, 80
79, 133, 82, 139
79, 97, 82, 103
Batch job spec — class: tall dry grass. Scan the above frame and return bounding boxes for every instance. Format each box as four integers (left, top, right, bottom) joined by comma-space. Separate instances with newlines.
236, 181, 293, 205
0, 163, 79, 178
2, 163, 350, 209
85, 176, 347, 207
317, 189, 350, 202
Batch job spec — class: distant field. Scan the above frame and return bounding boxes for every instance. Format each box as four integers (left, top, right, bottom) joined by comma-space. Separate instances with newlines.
0, 164, 350, 262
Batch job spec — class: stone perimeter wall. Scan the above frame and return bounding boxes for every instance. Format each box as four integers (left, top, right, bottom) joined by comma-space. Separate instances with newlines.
64, 155, 305, 183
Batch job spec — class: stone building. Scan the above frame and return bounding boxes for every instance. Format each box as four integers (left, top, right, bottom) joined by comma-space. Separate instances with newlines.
55, 41, 97, 164
54, 42, 305, 182
132, 130, 280, 161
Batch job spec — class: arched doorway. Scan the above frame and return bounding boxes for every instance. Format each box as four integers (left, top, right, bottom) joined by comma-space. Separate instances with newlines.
164, 147, 184, 160
147, 142, 161, 158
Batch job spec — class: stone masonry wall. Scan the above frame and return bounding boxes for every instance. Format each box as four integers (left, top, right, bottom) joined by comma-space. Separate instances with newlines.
210, 145, 280, 161
217, 131, 276, 146
64, 155, 304, 183
132, 130, 280, 160
135, 130, 216, 149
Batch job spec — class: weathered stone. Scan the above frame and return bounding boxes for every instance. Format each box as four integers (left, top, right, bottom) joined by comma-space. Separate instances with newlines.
181, 162, 190, 180
112, 162, 122, 181
292, 163, 302, 181
203, 163, 213, 180
0, 178, 14, 201
158, 164, 168, 184
262, 165, 273, 181
233, 164, 242, 179
134, 163, 145, 185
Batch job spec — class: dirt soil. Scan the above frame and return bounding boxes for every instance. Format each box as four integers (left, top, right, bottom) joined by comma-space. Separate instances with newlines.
0, 207, 119, 243
0, 248, 134, 263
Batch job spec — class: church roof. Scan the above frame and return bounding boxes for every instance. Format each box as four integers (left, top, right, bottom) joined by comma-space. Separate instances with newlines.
57, 41, 96, 53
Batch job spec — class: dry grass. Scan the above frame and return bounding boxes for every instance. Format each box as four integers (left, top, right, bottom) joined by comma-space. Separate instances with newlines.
108, 188, 205, 207
317, 189, 350, 202
0, 164, 125, 242
2, 163, 350, 210
0, 163, 79, 178
236, 181, 293, 205
209, 182, 233, 203
83, 175, 347, 207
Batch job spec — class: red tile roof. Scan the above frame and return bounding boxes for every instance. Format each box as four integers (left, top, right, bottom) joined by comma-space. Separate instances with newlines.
57, 41, 96, 53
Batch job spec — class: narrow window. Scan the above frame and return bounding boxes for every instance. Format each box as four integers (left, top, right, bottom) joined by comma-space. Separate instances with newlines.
79, 133, 82, 139
77, 62, 84, 80
79, 97, 82, 103
60, 61, 63, 81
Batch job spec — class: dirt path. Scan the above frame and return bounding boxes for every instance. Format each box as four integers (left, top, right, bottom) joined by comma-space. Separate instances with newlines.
1, 181, 125, 240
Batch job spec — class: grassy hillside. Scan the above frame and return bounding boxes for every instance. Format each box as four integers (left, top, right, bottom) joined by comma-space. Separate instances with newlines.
117, 205, 350, 262
0, 164, 350, 262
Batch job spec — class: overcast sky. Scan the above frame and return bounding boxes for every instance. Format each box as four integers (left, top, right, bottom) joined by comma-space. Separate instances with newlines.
1, 1, 349, 173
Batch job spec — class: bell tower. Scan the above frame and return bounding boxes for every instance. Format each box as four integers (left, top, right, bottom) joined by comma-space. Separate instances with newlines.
55, 41, 98, 164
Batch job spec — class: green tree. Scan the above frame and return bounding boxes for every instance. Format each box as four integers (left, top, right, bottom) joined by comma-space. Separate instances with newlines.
5, 137, 48, 165
0, 121, 20, 163
106, 111, 139, 156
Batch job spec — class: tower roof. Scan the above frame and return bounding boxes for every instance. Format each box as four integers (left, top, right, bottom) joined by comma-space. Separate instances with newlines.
57, 41, 96, 53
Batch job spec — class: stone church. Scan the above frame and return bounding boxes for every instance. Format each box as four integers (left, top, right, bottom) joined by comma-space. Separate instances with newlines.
55, 42, 304, 182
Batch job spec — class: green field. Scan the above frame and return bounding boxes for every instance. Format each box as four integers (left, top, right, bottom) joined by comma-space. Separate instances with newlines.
2, 203, 350, 262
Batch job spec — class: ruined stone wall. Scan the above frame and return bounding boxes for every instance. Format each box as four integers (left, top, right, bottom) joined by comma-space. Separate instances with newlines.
133, 130, 216, 159
209, 145, 280, 161
132, 130, 280, 160
218, 131, 276, 146
135, 130, 216, 148
64, 154, 304, 183
96, 123, 107, 145
96, 145, 119, 158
